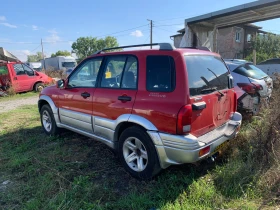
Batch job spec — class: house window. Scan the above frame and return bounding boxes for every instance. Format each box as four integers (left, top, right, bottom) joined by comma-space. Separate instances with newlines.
235, 31, 241, 42
247, 34, 251, 43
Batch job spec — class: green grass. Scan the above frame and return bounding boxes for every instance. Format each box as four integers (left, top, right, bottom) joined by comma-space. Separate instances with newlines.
0, 91, 38, 102
0, 105, 278, 210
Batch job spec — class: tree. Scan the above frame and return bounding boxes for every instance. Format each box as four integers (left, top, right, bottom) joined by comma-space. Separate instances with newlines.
51, 50, 71, 57
27, 52, 44, 62
71, 36, 119, 59
245, 34, 280, 63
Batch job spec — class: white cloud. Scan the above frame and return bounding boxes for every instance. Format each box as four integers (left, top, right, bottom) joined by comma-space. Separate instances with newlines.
45, 29, 61, 43
130, 30, 144, 37
11, 50, 31, 62
48, 29, 57, 34
32, 25, 38, 30
0, 16, 6, 21
1, 22, 17, 28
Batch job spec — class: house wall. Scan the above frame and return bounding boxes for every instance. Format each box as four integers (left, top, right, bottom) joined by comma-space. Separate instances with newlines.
217, 27, 244, 59
178, 24, 258, 59
173, 35, 183, 48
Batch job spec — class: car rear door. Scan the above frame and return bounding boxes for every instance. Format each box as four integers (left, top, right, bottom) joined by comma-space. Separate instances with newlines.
185, 55, 234, 137
92, 55, 138, 138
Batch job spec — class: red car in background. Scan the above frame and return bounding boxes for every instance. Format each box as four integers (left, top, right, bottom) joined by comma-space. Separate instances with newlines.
0, 62, 53, 93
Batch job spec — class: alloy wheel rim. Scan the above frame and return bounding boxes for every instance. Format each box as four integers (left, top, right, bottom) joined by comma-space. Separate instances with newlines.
42, 110, 52, 132
123, 137, 148, 172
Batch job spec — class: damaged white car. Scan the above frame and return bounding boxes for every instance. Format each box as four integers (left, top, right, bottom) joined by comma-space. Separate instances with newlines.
225, 60, 273, 115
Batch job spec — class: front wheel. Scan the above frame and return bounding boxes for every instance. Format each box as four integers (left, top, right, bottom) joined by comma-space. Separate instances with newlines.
40, 104, 60, 136
34, 82, 44, 92
118, 126, 161, 180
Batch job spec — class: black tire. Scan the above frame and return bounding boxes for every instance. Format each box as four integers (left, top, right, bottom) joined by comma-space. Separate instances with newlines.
34, 82, 44, 92
40, 104, 60, 136
118, 126, 162, 180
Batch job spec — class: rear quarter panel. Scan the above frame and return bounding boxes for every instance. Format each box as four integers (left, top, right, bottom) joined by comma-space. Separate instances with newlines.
132, 51, 187, 134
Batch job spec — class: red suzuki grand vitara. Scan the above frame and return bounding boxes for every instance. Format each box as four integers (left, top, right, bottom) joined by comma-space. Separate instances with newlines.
38, 43, 242, 179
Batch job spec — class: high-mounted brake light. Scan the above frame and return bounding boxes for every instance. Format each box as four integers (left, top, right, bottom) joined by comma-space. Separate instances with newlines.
177, 104, 192, 135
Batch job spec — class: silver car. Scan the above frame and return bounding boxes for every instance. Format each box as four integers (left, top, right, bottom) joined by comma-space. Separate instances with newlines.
225, 59, 273, 115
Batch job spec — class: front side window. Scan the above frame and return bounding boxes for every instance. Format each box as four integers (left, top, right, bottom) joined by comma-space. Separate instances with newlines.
13, 64, 25, 75
100, 55, 138, 89
233, 63, 267, 80
23, 64, 35, 76
146, 55, 175, 92
68, 57, 103, 88
185, 55, 229, 96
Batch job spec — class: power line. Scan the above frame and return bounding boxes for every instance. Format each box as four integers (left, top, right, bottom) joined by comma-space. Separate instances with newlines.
154, 23, 183, 27
153, 26, 175, 33
30, 44, 41, 52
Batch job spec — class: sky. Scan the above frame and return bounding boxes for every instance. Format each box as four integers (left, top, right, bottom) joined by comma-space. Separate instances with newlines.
0, 0, 279, 61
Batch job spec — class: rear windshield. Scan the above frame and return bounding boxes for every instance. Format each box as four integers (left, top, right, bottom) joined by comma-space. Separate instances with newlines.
185, 55, 229, 96
233, 63, 267, 80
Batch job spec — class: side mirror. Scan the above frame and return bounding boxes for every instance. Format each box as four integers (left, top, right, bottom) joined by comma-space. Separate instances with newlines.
56, 79, 65, 89
228, 74, 234, 89
35, 71, 39, 76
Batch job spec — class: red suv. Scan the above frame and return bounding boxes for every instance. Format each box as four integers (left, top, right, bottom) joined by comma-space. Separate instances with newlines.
38, 43, 242, 179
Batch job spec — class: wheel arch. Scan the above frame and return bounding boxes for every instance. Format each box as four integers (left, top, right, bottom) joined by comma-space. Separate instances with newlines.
33, 81, 44, 90
38, 95, 58, 114
114, 114, 159, 143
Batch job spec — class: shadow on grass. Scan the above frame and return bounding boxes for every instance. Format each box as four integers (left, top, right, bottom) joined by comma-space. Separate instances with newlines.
0, 126, 265, 210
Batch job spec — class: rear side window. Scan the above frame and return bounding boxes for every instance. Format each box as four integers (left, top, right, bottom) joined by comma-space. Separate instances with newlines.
146, 56, 175, 92
0, 66, 8, 75
185, 55, 229, 96
233, 63, 267, 80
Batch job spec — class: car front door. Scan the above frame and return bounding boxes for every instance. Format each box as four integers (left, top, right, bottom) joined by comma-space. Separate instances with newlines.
58, 57, 103, 133
12, 64, 37, 92
92, 55, 138, 139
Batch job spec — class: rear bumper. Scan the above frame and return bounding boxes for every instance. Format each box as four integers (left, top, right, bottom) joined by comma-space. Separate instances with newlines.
148, 112, 242, 169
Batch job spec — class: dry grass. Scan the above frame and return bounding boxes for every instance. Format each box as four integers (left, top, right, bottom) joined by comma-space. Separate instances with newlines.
41, 69, 67, 80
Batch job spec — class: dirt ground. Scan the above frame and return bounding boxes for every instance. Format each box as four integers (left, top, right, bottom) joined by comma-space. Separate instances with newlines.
0, 95, 38, 113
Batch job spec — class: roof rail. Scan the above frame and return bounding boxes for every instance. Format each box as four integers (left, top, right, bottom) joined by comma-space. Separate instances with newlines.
179, 46, 211, 51
93, 43, 175, 55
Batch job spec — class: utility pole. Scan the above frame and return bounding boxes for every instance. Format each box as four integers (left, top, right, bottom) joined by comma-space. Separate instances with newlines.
147, 19, 153, 49
41, 38, 45, 69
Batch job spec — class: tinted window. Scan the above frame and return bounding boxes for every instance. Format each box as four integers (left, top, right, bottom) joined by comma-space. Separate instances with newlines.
68, 57, 103, 88
233, 64, 267, 80
0, 66, 8, 75
185, 55, 228, 96
13, 64, 25, 75
146, 56, 175, 92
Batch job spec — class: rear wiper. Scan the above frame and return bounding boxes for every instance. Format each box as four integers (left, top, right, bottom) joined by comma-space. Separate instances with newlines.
206, 68, 225, 97
201, 87, 224, 96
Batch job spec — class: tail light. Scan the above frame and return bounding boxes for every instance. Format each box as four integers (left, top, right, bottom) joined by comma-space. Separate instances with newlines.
237, 83, 263, 94
177, 104, 192, 135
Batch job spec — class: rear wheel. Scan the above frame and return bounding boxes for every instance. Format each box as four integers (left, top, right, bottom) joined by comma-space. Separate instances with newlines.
119, 126, 161, 180
40, 104, 60, 136
34, 82, 44, 92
